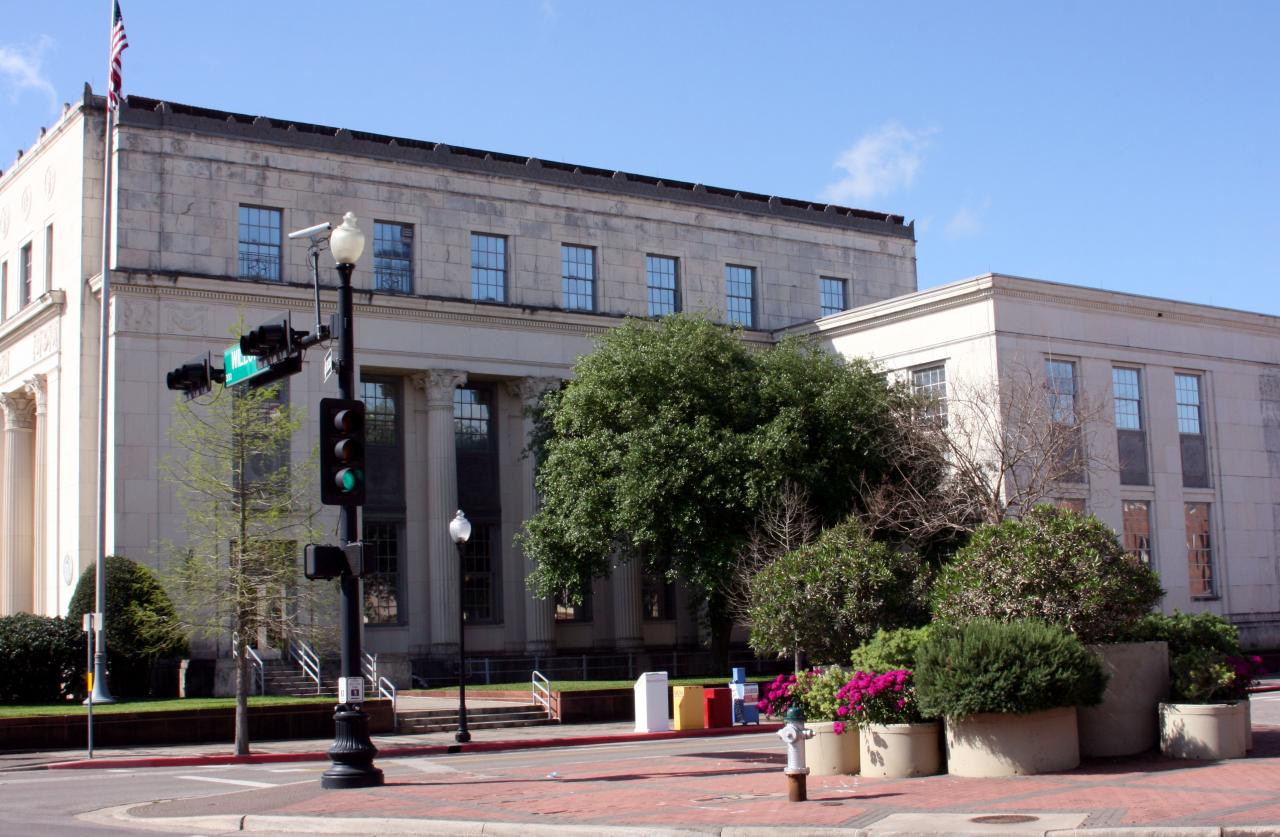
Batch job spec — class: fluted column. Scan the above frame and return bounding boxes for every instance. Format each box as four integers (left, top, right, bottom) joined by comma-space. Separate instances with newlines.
506, 377, 560, 654
612, 551, 644, 652
0, 391, 36, 615
24, 377, 47, 615
417, 370, 467, 657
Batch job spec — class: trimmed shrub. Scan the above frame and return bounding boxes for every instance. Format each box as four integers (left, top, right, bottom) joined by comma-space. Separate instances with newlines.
915, 619, 1108, 718
931, 505, 1164, 644
0, 613, 84, 702
67, 556, 188, 697
793, 665, 849, 723
748, 520, 927, 665
1121, 610, 1241, 658
849, 626, 931, 673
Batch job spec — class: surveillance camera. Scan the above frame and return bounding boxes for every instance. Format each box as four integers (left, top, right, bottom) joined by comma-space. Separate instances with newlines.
288, 221, 333, 240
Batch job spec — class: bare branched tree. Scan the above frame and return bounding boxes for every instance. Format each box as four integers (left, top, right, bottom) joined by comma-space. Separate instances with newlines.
861, 362, 1113, 545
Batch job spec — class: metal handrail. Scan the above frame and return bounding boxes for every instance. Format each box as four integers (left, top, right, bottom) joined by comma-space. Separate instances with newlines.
532, 670, 555, 720
288, 638, 323, 693
231, 632, 265, 696
362, 651, 398, 713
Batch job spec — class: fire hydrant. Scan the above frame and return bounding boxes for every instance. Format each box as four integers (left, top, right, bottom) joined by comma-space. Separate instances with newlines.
776, 705, 815, 802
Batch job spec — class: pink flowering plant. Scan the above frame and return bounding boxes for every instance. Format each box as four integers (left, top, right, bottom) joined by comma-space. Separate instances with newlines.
833, 669, 925, 733
757, 671, 801, 716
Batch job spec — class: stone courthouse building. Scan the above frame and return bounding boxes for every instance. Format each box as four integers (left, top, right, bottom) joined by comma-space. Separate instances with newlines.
1, 86, 1277, 680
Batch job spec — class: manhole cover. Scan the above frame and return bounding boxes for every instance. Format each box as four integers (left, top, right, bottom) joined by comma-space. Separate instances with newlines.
970, 814, 1040, 824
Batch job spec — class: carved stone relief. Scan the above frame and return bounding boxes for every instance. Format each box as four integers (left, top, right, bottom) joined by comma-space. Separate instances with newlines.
166, 303, 208, 334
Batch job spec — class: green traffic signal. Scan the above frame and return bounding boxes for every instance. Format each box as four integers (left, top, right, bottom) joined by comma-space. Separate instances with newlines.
320, 398, 366, 506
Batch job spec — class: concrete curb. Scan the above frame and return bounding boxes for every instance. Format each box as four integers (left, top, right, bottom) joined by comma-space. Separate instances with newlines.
46, 722, 783, 770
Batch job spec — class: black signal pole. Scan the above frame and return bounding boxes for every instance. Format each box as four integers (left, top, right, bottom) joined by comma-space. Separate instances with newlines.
321, 214, 383, 790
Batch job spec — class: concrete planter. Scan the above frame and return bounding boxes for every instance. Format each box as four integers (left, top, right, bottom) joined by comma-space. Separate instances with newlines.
859, 721, 942, 778
1159, 701, 1247, 760
807, 720, 860, 776
944, 706, 1080, 777
1078, 641, 1169, 757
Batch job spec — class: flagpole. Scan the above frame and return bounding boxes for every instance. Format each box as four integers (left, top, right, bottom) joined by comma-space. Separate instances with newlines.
89, 0, 121, 705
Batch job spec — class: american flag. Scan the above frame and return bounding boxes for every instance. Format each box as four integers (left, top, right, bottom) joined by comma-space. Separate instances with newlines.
107, 1, 129, 111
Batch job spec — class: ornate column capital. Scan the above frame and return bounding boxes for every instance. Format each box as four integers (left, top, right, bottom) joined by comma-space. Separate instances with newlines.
504, 376, 561, 406
22, 375, 46, 414
0, 390, 35, 430
412, 369, 468, 407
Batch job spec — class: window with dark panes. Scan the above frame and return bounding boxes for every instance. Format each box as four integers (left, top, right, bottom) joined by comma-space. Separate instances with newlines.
238, 381, 289, 497
19, 242, 32, 307
362, 379, 398, 446
238, 206, 282, 281
373, 221, 413, 293
1113, 367, 1149, 485
1045, 358, 1077, 424
555, 584, 592, 622
911, 364, 947, 425
471, 233, 506, 302
1176, 373, 1209, 488
44, 224, 53, 292
1054, 498, 1086, 514
725, 264, 755, 327
641, 572, 675, 620
1122, 500, 1152, 564
454, 386, 501, 623
462, 523, 495, 623
820, 276, 847, 317
646, 255, 679, 316
1185, 502, 1214, 596
362, 521, 402, 624
561, 245, 595, 311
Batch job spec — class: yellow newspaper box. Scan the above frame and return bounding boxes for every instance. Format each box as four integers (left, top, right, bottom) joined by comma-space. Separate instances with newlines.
672, 685, 705, 730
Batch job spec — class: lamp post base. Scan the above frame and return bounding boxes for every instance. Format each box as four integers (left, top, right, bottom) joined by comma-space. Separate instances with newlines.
321, 707, 384, 789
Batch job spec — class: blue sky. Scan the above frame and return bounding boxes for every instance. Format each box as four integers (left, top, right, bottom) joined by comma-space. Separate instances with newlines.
3, 1, 1277, 314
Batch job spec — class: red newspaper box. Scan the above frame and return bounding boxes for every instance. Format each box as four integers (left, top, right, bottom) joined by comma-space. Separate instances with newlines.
704, 686, 733, 729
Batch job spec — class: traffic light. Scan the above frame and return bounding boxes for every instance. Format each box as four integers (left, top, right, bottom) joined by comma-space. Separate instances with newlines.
304, 544, 347, 580
320, 397, 366, 506
240, 315, 306, 359
165, 352, 225, 399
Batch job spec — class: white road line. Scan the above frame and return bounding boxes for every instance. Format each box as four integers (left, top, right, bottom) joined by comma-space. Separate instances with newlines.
267, 767, 314, 773
176, 774, 277, 788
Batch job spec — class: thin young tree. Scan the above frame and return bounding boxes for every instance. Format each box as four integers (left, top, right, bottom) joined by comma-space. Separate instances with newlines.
164, 379, 327, 755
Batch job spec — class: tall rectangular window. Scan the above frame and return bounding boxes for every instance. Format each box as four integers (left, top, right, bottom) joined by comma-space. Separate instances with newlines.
820, 276, 847, 317
470, 233, 506, 302
1123, 500, 1152, 564
1114, 367, 1149, 485
561, 245, 595, 311
911, 364, 947, 425
1, 261, 7, 321
642, 572, 675, 620
725, 264, 755, 327
646, 255, 679, 316
362, 521, 402, 624
1185, 502, 1214, 596
462, 523, 495, 623
373, 221, 413, 293
1176, 373, 1209, 488
555, 584, 592, 622
1045, 358, 1077, 424
1113, 368, 1142, 430
19, 242, 33, 307
238, 206, 282, 281
43, 224, 53, 292
454, 386, 501, 624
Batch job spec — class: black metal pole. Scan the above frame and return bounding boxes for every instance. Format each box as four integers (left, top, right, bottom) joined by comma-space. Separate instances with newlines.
321, 261, 384, 790
456, 539, 470, 743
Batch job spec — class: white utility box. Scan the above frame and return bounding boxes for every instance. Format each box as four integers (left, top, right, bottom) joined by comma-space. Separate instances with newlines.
634, 671, 670, 733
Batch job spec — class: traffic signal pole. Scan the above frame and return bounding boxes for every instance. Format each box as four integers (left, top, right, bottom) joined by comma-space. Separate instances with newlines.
321, 260, 383, 790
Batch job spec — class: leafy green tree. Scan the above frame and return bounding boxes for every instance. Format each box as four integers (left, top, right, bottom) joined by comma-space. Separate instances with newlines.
163, 380, 328, 755
747, 520, 927, 665
931, 505, 1164, 644
68, 555, 188, 697
520, 315, 927, 664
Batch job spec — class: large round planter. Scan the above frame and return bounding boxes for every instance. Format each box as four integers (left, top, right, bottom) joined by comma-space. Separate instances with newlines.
944, 706, 1080, 777
1078, 641, 1169, 757
1159, 701, 1247, 760
806, 720, 860, 776
859, 721, 942, 778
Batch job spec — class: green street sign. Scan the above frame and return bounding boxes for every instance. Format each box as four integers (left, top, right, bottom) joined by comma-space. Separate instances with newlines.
223, 345, 264, 387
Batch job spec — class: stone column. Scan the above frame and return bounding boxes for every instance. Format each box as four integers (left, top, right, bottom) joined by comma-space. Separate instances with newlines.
0, 391, 35, 615
418, 369, 467, 657
24, 377, 46, 614
506, 377, 559, 654
612, 552, 644, 652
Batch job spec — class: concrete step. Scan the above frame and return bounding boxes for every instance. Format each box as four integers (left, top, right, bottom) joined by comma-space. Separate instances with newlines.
397, 715, 553, 734
396, 704, 547, 723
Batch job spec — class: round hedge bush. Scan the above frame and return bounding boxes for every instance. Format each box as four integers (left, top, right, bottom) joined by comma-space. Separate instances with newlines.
748, 520, 927, 665
915, 619, 1108, 718
931, 505, 1164, 644
849, 626, 931, 674
0, 613, 83, 702
67, 555, 188, 697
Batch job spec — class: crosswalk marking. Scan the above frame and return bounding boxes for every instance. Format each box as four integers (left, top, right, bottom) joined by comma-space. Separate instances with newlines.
176, 775, 276, 788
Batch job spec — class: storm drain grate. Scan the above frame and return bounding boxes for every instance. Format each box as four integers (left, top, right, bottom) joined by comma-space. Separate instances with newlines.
970, 814, 1041, 824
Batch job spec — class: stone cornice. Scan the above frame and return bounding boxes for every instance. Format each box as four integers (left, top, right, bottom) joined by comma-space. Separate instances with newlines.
0, 290, 66, 352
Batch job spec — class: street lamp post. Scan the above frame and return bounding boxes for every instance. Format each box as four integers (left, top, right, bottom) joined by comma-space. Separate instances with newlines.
321, 212, 384, 789
449, 510, 472, 744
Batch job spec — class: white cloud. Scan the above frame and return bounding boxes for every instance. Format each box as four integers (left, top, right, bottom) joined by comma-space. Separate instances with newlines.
821, 122, 935, 206
538, 0, 558, 21
943, 199, 991, 240
0, 36, 58, 111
